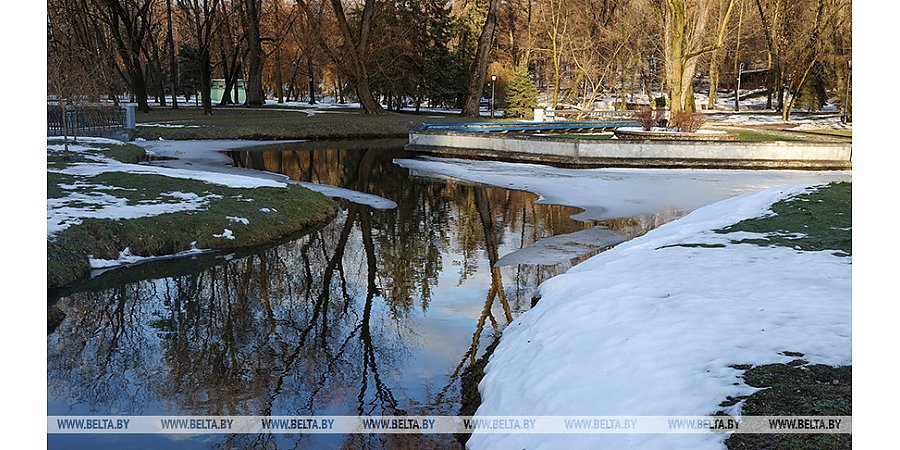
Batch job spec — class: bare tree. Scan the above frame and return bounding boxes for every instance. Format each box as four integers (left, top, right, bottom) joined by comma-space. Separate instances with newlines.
177, 0, 221, 114
461, 0, 501, 117
241, 0, 266, 105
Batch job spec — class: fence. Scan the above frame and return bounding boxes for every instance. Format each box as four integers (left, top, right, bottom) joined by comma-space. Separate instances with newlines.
47, 103, 136, 139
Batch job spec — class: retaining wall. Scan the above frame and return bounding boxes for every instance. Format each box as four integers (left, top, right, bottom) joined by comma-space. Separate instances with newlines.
407, 131, 852, 170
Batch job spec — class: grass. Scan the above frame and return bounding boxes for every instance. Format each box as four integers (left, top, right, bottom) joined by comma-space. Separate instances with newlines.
134, 106, 488, 140
718, 182, 851, 256
47, 139, 337, 288
711, 127, 812, 142
723, 358, 851, 450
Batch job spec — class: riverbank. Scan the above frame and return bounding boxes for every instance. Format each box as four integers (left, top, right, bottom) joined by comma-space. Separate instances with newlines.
469, 182, 851, 450
47, 137, 336, 289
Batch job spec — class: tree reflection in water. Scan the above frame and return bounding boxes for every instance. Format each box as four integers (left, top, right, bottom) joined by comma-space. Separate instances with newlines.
48, 144, 675, 449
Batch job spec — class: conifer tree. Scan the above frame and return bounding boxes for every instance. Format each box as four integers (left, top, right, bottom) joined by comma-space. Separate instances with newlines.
504, 63, 539, 119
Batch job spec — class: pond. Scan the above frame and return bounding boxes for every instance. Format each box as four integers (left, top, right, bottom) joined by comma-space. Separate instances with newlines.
47, 140, 848, 449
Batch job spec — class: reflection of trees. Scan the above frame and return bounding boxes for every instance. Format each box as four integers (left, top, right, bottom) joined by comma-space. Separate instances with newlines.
50, 144, 678, 448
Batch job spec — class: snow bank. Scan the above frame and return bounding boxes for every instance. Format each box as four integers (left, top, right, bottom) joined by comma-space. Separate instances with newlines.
470, 185, 851, 450
394, 157, 850, 221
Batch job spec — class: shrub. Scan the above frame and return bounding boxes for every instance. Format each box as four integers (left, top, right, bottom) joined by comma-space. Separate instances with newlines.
635, 105, 659, 131
669, 110, 707, 132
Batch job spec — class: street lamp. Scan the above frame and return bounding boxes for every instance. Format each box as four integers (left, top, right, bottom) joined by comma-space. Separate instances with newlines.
735, 62, 744, 112
490, 74, 497, 118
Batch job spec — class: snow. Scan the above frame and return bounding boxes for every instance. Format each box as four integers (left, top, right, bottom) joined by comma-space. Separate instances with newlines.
88, 245, 208, 270
50, 155, 287, 188
213, 229, 235, 240
494, 226, 630, 267
471, 185, 851, 450
47, 136, 126, 146
47, 190, 221, 236
295, 181, 398, 209
259, 207, 276, 213
226, 216, 250, 225
137, 123, 201, 128
393, 157, 850, 221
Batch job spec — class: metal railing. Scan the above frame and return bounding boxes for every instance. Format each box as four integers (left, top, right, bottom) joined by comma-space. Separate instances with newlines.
47, 103, 136, 137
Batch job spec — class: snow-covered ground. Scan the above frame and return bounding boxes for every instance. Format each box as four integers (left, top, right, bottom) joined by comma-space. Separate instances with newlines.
393, 157, 851, 222
470, 185, 851, 450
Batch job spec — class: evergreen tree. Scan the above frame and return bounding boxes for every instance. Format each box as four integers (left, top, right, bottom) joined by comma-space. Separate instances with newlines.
504, 63, 539, 119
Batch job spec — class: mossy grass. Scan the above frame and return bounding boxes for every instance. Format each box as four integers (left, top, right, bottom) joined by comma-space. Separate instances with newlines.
47, 140, 337, 288
710, 127, 811, 142
718, 182, 851, 255
723, 360, 851, 450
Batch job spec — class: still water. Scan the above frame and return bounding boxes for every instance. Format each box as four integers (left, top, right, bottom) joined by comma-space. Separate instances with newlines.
48, 141, 668, 449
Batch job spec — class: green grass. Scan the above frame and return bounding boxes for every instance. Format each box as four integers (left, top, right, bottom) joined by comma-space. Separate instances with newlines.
718, 182, 851, 255
724, 359, 851, 450
47, 140, 337, 288
712, 127, 810, 142
134, 106, 491, 140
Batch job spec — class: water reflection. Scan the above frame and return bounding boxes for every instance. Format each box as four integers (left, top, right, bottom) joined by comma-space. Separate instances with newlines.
48, 143, 667, 449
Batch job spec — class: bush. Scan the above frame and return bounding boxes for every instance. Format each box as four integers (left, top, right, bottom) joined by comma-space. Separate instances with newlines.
635, 105, 660, 131
669, 110, 706, 132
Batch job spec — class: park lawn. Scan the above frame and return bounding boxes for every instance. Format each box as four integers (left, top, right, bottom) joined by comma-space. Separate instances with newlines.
710, 127, 816, 142
134, 105, 486, 140
47, 138, 336, 288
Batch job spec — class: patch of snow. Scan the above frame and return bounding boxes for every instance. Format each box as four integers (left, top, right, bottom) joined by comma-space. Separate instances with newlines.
138, 123, 201, 128
226, 216, 250, 225
495, 226, 631, 267
393, 157, 850, 221
213, 229, 235, 240
471, 185, 850, 450
259, 207, 275, 213
88, 244, 211, 275
294, 181, 398, 209
47, 190, 219, 236
47, 136, 126, 145
49, 154, 286, 188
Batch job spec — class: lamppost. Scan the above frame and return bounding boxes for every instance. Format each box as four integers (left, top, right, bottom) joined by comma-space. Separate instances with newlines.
735, 62, 744, 112
844, 60, 851, 123
490, 74, 497, 118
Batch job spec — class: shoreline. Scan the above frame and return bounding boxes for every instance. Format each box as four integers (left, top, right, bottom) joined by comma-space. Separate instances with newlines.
46, 138, 338, 290
468, 182, 851, 449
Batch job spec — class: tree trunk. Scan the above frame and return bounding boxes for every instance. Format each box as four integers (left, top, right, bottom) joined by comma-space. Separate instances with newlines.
199, 49, 213, 115
307, 53, 316, 104
327, 0, 382, 114
244, 0, 265, 105
166, 0, 178, 109
461, 0, 501, 117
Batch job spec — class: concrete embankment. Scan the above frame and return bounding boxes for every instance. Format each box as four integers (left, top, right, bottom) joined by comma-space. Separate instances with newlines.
407, 130, 852, 170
